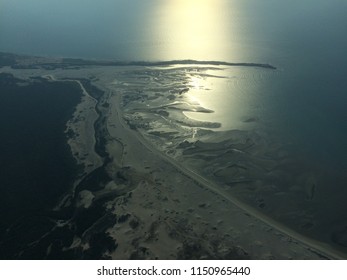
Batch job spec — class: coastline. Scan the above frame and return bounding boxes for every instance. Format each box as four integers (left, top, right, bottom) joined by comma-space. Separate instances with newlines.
0, 71, 83, 258
1, 52, 346, 259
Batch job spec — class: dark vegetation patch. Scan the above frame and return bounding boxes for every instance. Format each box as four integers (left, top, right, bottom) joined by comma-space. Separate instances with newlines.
84, 232, 118, 259
75, 165, 111, 193
177, 241, 250, 260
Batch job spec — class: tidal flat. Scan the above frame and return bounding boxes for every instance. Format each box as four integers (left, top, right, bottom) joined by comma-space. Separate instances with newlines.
0, 52, 346, 259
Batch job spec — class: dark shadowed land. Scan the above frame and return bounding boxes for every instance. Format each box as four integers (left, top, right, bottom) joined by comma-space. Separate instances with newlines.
0, 52, 346, 260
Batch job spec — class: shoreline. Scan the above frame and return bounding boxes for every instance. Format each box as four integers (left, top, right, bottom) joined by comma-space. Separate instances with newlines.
1, 53, 346, 259
0, 72, 83, 258
1, 51, 277, 70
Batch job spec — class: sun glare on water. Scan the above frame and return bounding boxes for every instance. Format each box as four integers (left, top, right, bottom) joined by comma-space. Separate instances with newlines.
153, 0, 240, 60
189, 76, 203, 89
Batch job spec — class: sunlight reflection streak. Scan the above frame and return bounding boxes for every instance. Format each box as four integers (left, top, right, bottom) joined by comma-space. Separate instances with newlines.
154, 0, 239, 60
